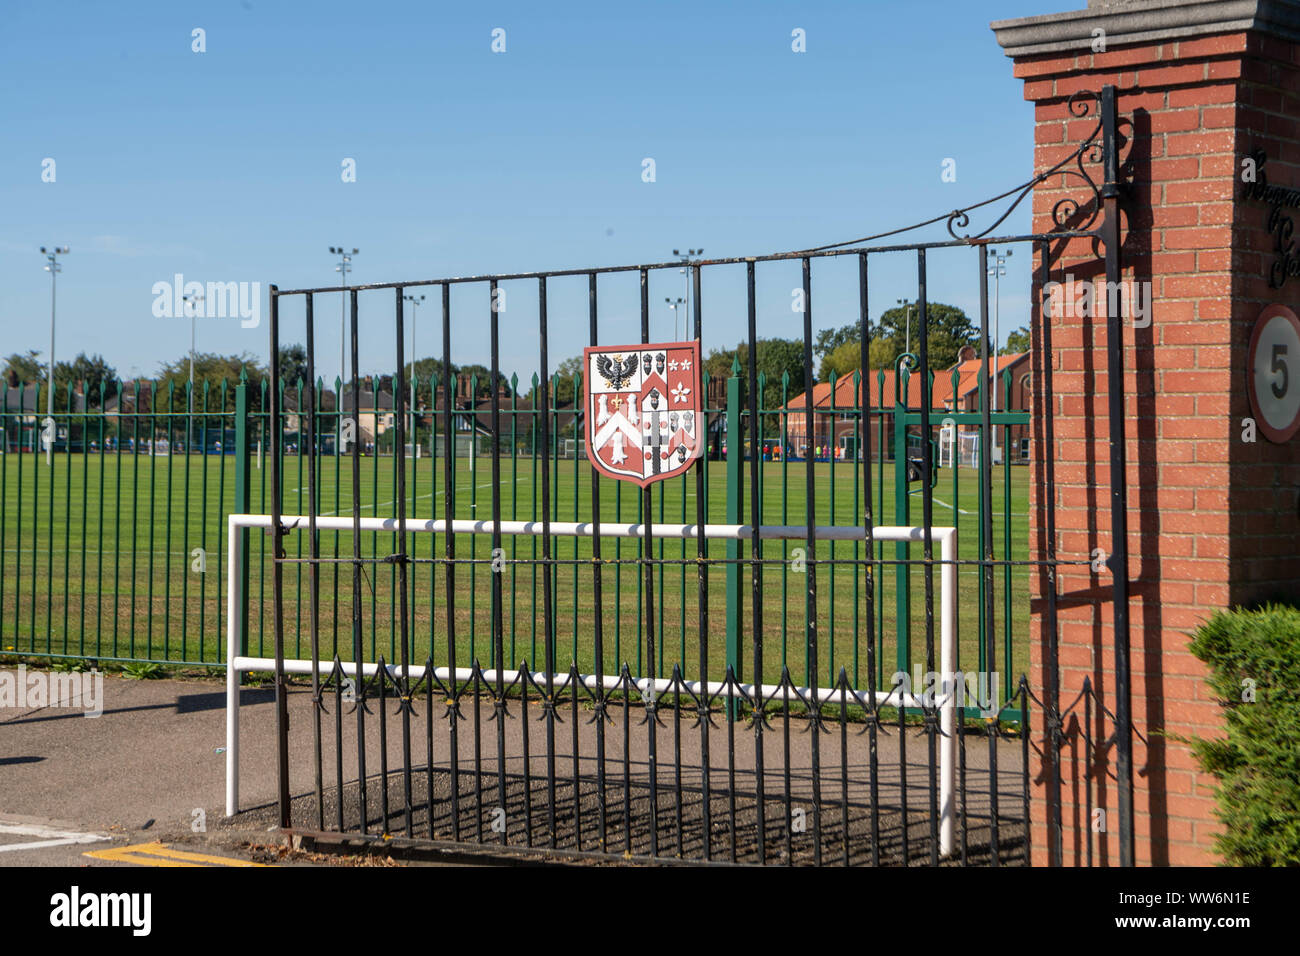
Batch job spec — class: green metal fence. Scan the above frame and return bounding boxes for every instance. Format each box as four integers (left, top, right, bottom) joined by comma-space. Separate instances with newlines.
1, 377, 245, 665
0, 363, 1029, 707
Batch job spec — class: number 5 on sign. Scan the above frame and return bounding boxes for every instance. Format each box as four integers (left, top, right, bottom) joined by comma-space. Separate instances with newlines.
1247, 304, 1300, 443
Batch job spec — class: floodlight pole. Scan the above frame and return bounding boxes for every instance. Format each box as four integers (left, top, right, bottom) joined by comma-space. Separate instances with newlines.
330, 247, 358, 454
987, 248, 1012, 459
664, 297, 685, 340
898, 298, 914, 357
403, 293, 425, 454
41, 246, 69, 466
673, 248, 702, 338
183, 291, 205, 421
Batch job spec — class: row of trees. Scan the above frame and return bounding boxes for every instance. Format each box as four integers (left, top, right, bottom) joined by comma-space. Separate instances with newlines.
699, 305, 1029, 408
3, 306, 1031, 416
814, 304, 1027, 382
3, 349, 282, 413
3, 350, 121, 409
523, 305, 1030, 412
1, 345, 518, 414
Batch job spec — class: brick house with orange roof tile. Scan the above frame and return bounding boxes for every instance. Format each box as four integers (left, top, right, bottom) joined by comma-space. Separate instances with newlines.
782, 348, 1031, 461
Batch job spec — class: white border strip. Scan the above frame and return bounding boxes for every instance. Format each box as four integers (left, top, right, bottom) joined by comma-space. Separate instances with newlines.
227, 512, 944, 542
225, 514, 957, 855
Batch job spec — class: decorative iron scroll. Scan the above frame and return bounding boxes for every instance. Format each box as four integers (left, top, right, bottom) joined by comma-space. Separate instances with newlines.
804, 88, 1109, 254
947, 88, 1105, 240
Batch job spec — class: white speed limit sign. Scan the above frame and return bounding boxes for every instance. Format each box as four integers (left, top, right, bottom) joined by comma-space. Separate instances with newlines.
1248, 304, 1300, 443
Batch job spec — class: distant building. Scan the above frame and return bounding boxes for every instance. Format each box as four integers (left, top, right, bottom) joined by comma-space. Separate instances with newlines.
338, 385, 395, 450
783, 349, 1031, 461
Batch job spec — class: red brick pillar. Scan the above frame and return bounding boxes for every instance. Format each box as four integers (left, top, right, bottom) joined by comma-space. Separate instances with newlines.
993, 0, 1300, 865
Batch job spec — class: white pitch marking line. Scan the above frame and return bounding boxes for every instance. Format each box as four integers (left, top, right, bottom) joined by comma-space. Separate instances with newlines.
924, 495, 975, 516
315, 483, 496, 518
0, 822, 111, 852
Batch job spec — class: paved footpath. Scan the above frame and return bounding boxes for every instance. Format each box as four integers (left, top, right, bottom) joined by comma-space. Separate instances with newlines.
0, 673, 310, 866
2, 669, 1023, 866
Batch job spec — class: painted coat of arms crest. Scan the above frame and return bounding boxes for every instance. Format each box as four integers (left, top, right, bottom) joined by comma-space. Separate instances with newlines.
583, 341, 703, 487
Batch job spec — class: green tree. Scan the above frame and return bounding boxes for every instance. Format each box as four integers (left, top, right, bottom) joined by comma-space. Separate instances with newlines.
59, 353, 119, 405
48, 353, 120, 412
403, 359, 513, 410
813, 305, 979, 378
872, 302, 979, 371
3, 350, 45, 388
819, 338, 897, 382
276, 344, 309, 386
155, 352, 266, 412
1002, 326, 1030, 355
703, 338, 805, 409
814, 325, 858, 364
524, 355, 581, 407
457, 364, 487, 397
455, 363, 510, 400
551, 356, 583, 406
0, 351, 95, 414
403, 357, 441, 411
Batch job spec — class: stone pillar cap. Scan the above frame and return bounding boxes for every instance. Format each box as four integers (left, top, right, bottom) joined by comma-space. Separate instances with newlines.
992, 0, 1300, 57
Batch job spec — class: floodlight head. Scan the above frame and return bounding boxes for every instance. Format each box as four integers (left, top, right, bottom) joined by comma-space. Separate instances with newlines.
673, 249, 680, 256
352, 248, 358, 254
40, 246, 47, 253
1005, 249, 1013, 257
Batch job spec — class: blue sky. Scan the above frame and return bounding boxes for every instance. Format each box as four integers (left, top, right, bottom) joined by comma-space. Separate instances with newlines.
1, 0, 1058, 387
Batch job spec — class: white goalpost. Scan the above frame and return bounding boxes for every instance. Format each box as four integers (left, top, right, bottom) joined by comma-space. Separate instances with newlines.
225, 513, 962, 855
938, 421, 957, 468
939, 422, 983, 470
557, 438, 587, 460
959, 431, 980, 468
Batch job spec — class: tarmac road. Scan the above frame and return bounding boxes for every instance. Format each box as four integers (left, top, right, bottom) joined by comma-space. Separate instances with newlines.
1, 669, 1026, 866
0, 673, 289, 866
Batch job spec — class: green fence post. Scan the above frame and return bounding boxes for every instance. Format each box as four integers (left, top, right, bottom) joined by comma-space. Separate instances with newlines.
233, 370, 251, 659
724, 357, 742, 689
893, 370, 910, 683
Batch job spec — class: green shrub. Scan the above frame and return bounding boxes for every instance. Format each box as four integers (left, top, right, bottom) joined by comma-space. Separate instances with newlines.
1188, 603, 1300, 866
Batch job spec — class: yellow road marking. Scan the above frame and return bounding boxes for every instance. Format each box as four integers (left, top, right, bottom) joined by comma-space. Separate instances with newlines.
84, 847, 203, 867
84, 841, 267, 867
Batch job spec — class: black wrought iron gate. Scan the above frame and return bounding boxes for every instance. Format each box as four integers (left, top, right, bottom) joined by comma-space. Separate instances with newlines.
256, 86, 1130, 866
